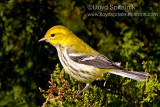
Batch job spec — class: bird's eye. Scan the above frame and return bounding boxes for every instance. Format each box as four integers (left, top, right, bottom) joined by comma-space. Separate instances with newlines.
51, 34, 55, 37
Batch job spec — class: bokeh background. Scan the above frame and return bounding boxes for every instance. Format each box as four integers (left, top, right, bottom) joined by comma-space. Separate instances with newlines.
0, 0, 160, 106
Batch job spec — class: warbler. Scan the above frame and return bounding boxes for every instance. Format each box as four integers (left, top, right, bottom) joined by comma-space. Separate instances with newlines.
38, 25, 149, 96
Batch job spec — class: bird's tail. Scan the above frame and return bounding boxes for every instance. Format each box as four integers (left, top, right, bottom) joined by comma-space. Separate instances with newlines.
104, 70, 149, 81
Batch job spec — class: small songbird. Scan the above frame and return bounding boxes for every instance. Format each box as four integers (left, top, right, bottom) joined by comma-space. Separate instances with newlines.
38, 25, 149, 96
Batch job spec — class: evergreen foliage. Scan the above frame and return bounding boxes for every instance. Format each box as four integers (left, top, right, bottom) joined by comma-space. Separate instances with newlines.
0, 0, 159, 106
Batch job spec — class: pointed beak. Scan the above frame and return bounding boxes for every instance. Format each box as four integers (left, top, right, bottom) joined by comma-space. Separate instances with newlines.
38, 37, 47, 42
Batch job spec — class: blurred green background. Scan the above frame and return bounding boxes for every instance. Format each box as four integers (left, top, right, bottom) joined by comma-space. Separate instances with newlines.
0, 0, 160, 106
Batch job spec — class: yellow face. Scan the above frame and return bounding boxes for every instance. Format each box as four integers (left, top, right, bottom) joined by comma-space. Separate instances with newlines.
39, 25, 98, 55
38, 25, 73, 46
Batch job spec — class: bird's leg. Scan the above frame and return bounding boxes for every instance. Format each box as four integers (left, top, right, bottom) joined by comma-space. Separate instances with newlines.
76, 83, 90, 97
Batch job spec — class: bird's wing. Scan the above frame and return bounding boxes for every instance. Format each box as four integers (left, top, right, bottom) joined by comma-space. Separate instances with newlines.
67, 49, 124, 70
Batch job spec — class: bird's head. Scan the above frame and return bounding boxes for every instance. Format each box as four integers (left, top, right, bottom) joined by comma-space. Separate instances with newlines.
39, 25, 98, 55
38, 25, 73, 47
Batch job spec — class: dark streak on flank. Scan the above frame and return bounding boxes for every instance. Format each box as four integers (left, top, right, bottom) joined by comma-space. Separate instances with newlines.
80, 70, 97, 77
70, 69, 78, 76
58, 45, 96, 81
69, 64, 78, 72
62, 54, 68, 67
